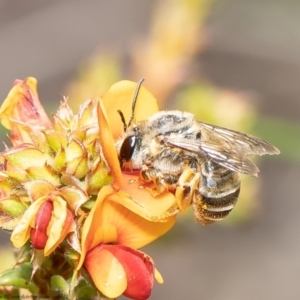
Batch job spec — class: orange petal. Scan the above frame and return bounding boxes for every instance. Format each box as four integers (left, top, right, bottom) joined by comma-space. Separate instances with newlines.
100, 198, 176, 249
78, 186, 114, 269
78, 186, 176, 269
101, 80, 159, 139
97, 100, 122, 190
114, 173, 178, 222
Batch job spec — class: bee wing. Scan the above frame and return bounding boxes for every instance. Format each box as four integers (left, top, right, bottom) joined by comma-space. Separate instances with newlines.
200, 122, 280, 155
163, 122, 280, 176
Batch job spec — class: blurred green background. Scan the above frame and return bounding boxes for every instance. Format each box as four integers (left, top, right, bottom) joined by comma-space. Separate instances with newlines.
0, 0, 299, 299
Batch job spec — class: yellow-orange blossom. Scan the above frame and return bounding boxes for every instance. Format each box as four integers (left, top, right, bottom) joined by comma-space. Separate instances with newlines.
0, 78, 179, 299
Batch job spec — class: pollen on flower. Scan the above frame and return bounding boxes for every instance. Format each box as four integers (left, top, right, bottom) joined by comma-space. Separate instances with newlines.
128, 179, 137, 184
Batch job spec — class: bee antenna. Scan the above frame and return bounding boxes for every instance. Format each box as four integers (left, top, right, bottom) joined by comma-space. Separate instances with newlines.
117, 78, 145, 132
127, 78, 145, 128
117, 109, 127, 132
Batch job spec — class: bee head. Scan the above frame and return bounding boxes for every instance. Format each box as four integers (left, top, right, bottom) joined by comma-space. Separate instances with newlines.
117, 79, 144, 167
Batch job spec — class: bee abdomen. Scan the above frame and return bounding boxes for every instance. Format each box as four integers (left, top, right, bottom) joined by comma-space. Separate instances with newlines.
194, 189, 240, 225
193, 161, 241, 225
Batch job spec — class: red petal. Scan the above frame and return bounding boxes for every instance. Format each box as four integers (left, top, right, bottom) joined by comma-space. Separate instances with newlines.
106, 245, 154, 300
30, 200, 53, 249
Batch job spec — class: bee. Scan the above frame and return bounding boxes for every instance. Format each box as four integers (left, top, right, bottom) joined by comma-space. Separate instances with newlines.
115, 79, 280, 225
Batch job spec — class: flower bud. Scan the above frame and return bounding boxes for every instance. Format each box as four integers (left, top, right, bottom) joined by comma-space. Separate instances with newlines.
30, 200, 53, 249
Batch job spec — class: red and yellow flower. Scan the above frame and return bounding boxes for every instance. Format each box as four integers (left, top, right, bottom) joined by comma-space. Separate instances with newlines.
78, 185, 174, 299
75, 81, 178, 299
10, 180, 85, 256
0, 77, 179, 299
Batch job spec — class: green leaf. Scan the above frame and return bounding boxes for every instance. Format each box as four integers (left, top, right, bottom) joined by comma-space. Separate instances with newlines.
81, 199, 95, 210
0, 288, 20, 298
0, 263, 38, 293
50, 275, 69, 298
0, 197, 27, 217
45, 131, 67, 152
75, 271, 99, 300
3, 146, 47, 169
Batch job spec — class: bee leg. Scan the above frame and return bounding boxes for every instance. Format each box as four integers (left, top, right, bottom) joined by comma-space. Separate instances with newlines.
141, 167, 170, 194
175, 168, 200, 212
140, 166, 179, 195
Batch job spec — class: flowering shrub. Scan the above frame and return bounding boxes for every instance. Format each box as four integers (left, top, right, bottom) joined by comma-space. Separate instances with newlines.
0, 78, 177, 299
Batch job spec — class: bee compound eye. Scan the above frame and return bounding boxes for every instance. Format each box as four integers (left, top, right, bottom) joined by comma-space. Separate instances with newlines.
120, 135, 137, 161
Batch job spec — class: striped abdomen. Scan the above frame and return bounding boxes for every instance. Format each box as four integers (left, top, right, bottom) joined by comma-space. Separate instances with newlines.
193, 160, 241, 225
